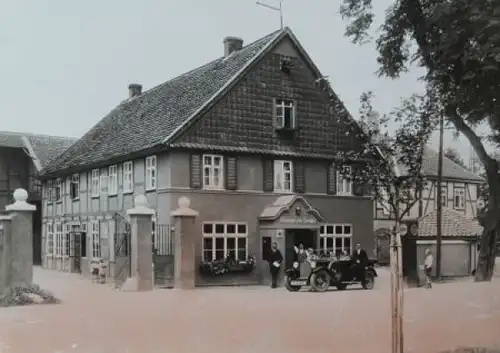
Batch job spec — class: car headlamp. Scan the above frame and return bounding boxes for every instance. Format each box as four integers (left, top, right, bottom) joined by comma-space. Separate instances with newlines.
310, 261, 317, 269
293, 261, 299, 269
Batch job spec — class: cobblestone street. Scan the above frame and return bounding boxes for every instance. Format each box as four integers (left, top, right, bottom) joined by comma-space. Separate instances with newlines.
1, 267, 500, 353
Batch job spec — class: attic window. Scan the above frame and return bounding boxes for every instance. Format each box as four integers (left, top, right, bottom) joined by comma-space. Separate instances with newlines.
274, 99, 296, 130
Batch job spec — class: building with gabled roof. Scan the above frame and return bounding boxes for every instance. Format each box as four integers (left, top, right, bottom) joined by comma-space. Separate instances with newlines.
40, 27, 375, 287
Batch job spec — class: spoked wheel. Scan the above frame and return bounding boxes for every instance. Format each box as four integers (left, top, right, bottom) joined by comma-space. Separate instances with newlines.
363, 272, 375, 290
284, 275, 301, 292
310, 270, 331, 292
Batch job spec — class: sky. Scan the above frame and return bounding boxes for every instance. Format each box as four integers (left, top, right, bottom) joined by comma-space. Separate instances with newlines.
0, 0, 480, 165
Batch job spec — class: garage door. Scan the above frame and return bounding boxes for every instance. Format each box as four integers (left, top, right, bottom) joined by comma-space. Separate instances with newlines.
416, 241, 473, 278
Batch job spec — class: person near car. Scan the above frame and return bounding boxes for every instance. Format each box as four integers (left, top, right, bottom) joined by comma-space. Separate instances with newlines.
424, 248, 433, 288
351, 243, 368, 286
268, 242, 283, 288
294, 243, 307, 263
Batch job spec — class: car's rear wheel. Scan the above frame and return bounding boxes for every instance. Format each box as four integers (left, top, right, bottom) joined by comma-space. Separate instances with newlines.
284, 275, 301, 292
310, 270, 331, 292
363, 271, 375, 290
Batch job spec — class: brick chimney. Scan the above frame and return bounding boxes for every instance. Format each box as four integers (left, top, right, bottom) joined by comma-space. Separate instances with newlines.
223, 36, 243, 57
128, 83, 142, 98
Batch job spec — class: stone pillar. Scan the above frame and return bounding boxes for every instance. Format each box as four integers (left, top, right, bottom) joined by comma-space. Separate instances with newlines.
5, 189, 36, 289
171, 196, 198, 290
122, 195, 154, 292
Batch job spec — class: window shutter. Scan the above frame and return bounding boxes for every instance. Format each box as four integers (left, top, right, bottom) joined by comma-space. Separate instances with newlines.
293, 160, 305, 193
327, 162, 337, 195
263, 159, 274, 192
190, 154, 202, 189
99, 220, 109, 261
272, 98, 281, 129
352, 164, 365, 196
225, 156, 238, 190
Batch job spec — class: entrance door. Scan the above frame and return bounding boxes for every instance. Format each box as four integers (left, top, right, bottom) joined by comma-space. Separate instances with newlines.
70, 225, 82, 274
285, 229, 317, 269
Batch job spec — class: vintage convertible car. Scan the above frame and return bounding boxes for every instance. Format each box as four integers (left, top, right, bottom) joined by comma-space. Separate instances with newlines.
284, 257, 378, 292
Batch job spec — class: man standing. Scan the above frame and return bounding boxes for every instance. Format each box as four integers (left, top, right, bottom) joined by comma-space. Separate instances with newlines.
424, 248, 433, 288
352, 243, 368, 286
268, 242, 283, 288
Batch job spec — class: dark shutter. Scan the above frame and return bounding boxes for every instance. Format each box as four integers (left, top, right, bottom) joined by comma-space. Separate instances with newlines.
263, 159, 274, 192
352, 164, 365, 196
327, 162, 337, 195
190, 154, 202, 189
225, 156, 238, 190
294, 160, 305, 193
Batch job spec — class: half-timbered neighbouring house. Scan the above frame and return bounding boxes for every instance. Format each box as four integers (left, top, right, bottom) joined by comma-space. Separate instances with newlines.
39, 27, 374, 286
0, 131, 76, 265
374, 146, 484, 275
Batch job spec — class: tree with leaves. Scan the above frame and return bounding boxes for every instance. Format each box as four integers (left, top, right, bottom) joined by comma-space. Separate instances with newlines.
339, 0, 500, 282
444, 147, 467, 170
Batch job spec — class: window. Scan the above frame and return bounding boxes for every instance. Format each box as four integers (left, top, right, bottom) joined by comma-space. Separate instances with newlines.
274, 160, 293, 192
454, 187, 465, 209
146, 156, 157, 190
336, 166, 352, 195
319, 224, 353, 256
70, 174, 80, 200
108, 165, 118, 195
81, 222, 87, 258
123, 161, 134, 193
63, 224, 70, 256
202, 222, 248, 262
55, 223, 63, 256
91, 169, 100, 197
378, 188, 390, 215
202, 155, 224, 189
436, 183, 447, 206
275, 99, 296, 129
46, 223, 54, 255
55, 179, 62, 202
91, 221, 100, 259
100, 169, 108, 193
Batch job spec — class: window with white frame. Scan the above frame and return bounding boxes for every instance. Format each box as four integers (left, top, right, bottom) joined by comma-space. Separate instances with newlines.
55, 223, 63, 256
146, 156, 157, 190
319, 224, 353, 256
70, 174, 80, 199
91, 169, 100, 197
100, 169, 108, 193
275, 99, 296, 129
454, 187, 465, 209
91, 220, 100, 259
274, 160, 293, 192
123, 161, 133, 193
202, 223, 248, 262
336, 166, 352, 195
108, 165, 118, 195
202, 155, 224, 189
378, 188, 391, 215
55, 179, 62, 202
46, 223, 54, 255
436, 183, 447, 206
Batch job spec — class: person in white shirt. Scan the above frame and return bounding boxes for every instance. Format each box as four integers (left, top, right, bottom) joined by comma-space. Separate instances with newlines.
424, 248, 433, 288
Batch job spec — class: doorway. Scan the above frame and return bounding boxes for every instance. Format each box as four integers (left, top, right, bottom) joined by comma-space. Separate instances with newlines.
285, 229, 317, 269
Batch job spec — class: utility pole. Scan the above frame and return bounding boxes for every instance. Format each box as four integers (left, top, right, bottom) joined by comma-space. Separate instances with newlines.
436, 110, 444, 280
256, 0, 284, 29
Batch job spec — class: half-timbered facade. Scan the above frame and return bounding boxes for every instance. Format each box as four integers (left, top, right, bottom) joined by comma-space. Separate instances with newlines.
39, 27, 374, 286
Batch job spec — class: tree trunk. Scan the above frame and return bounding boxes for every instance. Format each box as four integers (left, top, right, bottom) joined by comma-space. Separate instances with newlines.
474, 178, 500, 282
391, 218, 404, 353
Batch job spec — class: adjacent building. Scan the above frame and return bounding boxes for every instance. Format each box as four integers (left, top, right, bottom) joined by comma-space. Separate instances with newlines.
0, 131, 76, 264
39, 27, 375, 286
374, 146, 484, 277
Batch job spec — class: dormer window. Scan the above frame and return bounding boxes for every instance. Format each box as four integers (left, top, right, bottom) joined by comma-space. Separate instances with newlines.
274, 99, 296, 130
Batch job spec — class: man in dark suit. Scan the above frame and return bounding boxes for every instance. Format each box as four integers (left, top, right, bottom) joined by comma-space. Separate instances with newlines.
351, 243, 369, 286
268, 242, 283, 288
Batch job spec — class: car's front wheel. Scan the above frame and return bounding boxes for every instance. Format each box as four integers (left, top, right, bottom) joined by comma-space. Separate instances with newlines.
310, 270, 331, 292
363, 271, 375, 290
284, 275, 301, 292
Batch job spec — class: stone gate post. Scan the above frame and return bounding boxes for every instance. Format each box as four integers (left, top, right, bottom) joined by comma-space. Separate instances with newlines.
122, 195, 154, 292
171, 196, 198, 290
5, 188, 36, 289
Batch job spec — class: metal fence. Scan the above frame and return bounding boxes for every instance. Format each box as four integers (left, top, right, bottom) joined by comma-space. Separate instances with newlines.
153, 224, 174, 256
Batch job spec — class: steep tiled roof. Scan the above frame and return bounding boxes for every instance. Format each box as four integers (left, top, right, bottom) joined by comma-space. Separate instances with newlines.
0, 131, 76, 170
24, 135, 77, 169
418, 207, 483, 237
421, 146, 483, 182
41, 29, 284, 177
